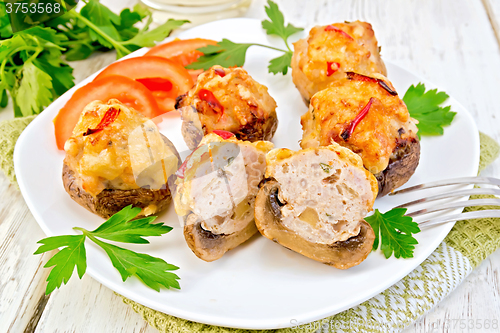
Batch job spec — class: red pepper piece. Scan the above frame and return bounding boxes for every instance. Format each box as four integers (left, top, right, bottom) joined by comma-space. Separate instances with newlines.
327, 62, 340, 76
324, 25, 353, 40
83, 107, 121, 136
175, 159, 188, 179
346, 72, 377, 83
214, 68, 226, 77
199, 89, 224, 115
212, 130, 235, 139
136, 77, 173, 92
175, 146, 202, 179
340, 98, 375, 141
346, 72, 398, 96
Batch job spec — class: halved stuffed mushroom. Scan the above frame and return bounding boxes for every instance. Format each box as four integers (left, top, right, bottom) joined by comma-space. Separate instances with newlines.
173, 132, 274, 261
175, 66, 278, 149
255, 144, 378, 269
63, 99, 181, 218
291, 21, 386, 104
300, 72, 420, 196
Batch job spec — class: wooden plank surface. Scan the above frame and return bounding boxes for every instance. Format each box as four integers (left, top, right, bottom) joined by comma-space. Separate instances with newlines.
0, 176, 52, 333
34, 275, 157, 333
1, 0, 500, 332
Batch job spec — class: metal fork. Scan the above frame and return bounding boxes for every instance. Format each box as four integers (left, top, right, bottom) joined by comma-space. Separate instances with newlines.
389, 177, 500, 228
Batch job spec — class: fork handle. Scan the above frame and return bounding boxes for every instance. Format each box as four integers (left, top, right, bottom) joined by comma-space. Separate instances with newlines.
418, 210, 500, 228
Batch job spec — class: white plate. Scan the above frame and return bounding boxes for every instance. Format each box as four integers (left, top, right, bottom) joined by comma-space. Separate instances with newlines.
15, 18, 479, 329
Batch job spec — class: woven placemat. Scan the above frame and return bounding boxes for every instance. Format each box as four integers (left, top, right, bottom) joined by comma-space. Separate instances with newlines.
1, 117, 498, 333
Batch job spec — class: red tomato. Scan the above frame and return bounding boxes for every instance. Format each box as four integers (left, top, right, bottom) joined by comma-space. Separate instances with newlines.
54, 75, 160, 150
145, 38, 217, 81
94, 56, 194, 114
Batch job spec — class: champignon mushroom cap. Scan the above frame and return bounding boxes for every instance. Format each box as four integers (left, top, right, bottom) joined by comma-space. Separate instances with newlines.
254, 180, 375, 269
375, 136, 420, 197
183, 214, 258, 262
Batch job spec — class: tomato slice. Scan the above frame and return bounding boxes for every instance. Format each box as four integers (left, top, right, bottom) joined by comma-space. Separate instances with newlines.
54, 75, 160, 150
145, 38, 217, 81
94, 56, 193, 114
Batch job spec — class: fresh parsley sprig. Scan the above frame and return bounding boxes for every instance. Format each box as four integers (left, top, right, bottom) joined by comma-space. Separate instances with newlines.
34, 206, 180, 295
403, 83, 457, 138
187, 0, 303, 75
364, 208, 421, 259
0, 0, 187, 117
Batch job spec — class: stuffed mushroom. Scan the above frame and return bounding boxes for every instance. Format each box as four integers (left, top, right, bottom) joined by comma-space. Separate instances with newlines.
300, 72, 420, 196
175, 66, 278, 149
254, 144, 378, 269
63, 99, 181, 218
291, 21, 386, 104
173, 131, 274, 261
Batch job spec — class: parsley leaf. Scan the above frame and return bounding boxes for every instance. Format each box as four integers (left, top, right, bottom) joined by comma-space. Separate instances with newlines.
79, 0, 122, 48
12, 60, 53, 117
0, 88, 7, 108
403, 83, 457, 138
364, 208, 420, 259
34, 54, 75, 96
189, 0, 301, 75
319, 162, 332, 173
186, 39, 253, 70
34, 206, 179, 295
0, 3, 13, 39
268, 51, 292, 75
0, 1, 186, 117
34, 235, 87, 295
89, 205, 173, 244
123, 19, 189, 48
261, 0, 303, 50
91, 238, 180, 291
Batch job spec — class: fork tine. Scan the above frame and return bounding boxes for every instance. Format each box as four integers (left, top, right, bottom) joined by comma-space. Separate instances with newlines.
394, 188, 500, 209
418, 210, 500, 228
390, 177, 500, 196
406, 198, 500, 217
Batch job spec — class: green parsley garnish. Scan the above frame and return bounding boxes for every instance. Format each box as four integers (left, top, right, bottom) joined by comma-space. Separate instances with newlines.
320, 163, 332, 173
0, 1, 187, 117
187, 0, 302, 75
364, 208, 421, 259
34, 206, 180, 295
403, 83, 457, 138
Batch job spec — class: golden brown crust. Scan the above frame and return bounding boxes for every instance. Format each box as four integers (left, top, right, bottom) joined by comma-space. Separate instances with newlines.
300, 73, 420, 195
176, 66, 278, 150
254, 180, 375, 269
291, 21, 387, 103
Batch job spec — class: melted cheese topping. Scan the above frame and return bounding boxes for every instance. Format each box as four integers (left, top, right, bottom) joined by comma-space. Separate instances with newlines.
180, 66, 277, 133
291, 21, 386, 101
300, 76, 418, 174
64, 100, 178, 196
266, 144, 378, 244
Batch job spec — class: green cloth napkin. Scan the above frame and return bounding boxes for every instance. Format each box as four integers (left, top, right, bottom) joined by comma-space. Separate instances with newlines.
1, 117, 499, 333
0, 115, 37, 184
